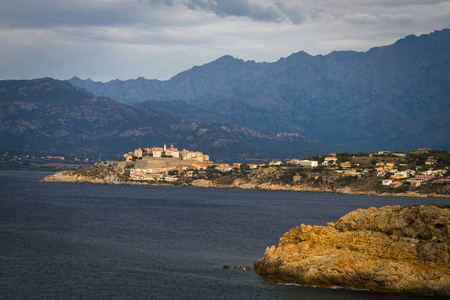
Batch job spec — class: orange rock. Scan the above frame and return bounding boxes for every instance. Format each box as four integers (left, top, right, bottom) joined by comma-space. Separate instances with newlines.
255, 205, 450, 296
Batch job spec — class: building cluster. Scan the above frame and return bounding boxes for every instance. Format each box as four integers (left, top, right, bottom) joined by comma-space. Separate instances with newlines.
127, 160, 320, 182
375, 157, 447, 188
123, 145, 210, 162
320, 152, 447, 188
128, 163, 241, 181
124, 146, 323, 181
123, 146, 449, 188
321, 155, 368, 177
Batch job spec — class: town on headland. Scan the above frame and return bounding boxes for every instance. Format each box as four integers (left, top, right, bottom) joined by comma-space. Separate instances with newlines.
40, 145, 450, 198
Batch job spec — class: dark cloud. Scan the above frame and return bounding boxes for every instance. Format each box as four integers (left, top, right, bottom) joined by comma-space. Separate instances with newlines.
0, 0, 448, 81
0, 1, 128, 28
185, 0, 284, 23
274, 1, 304, 25
0, 0, 173, 29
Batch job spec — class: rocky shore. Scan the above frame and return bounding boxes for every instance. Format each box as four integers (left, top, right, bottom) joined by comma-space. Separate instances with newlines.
40, 171, 122, 184
40, 173, 448, 199
254, 205, 450, 296
192, 178, 447, 198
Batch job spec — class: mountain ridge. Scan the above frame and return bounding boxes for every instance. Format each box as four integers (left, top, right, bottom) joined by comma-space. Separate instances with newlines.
68, 29, 450, 152
0, 78, 327, 162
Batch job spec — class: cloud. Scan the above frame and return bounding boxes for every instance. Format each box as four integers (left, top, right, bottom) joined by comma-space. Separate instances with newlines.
274, 1, 305, 25
0, 0, 175, 29
343, 13, 379, 24
185, 0, 285, 23
355, 0, 448, 7
0, 0, 449, 81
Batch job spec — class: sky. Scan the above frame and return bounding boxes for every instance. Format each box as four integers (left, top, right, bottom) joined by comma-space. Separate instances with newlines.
1, 0, 449, 82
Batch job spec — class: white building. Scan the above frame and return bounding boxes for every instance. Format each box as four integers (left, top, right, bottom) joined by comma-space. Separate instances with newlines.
134, 148, 143, 158
323, 156, 337, 166
299, 160, 319, 167
165, 147, 180, 158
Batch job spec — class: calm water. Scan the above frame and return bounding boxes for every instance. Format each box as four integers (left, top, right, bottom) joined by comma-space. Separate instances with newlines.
1, 171, 449, 300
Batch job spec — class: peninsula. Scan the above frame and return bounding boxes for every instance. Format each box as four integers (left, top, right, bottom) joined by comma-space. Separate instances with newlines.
40, 146, 449, 198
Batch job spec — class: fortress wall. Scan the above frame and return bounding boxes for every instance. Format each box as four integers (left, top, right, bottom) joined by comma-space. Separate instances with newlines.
115, 157, 213, 169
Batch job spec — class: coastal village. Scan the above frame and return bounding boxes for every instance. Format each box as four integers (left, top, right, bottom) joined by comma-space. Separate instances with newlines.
118, 145, 449, 194
121, 144, 322, 182
39, 144, 449, 197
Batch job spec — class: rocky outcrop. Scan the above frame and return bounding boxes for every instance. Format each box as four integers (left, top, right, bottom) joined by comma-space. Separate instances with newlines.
254, 205, 450, 296
40, 163, 125, 185
40, 171, 123, 184
190, 179, 215, 188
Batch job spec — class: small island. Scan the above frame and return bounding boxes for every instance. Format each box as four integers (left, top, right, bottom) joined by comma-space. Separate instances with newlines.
254, 204, 450, 296
41, 145, 449, 198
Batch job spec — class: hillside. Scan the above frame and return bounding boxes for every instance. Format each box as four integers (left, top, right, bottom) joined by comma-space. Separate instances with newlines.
137, 99, 229, 123
0, 78, 326, 162
69, 29, 450, 152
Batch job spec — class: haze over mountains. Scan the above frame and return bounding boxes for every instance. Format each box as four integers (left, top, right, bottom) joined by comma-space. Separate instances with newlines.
69, 29, 450, 152
0, 78, 325, 162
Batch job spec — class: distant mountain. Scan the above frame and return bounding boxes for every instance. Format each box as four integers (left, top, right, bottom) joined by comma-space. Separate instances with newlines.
136, 99, 229, 123
0, 78, 326, 162
68, 56, 268, 104
69, 29, 450, 152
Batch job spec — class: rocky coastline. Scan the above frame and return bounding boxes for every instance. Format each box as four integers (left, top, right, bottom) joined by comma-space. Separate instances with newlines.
39, 170, 174, 186
193, 179, 448, 198
40, 168, 449, 198
254, 205, 450, 296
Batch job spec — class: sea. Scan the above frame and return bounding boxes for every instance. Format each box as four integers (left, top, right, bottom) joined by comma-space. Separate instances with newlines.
1, 171, 449, 300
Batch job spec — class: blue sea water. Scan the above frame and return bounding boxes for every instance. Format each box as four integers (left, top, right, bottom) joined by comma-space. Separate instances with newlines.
0, 171, 449, 300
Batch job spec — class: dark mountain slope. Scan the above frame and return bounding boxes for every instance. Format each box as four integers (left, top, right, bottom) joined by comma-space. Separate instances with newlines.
0, 78, 326, 162
1, 78, 95, 103
136, 99, 229, 123
189, 30, 450, 151
68, 29, 450, 152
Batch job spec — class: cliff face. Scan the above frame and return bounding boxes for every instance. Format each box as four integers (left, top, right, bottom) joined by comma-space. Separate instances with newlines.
254, 205, 450, 296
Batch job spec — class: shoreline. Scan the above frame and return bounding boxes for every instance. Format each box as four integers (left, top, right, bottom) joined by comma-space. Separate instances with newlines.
39, 172, 449, 199
194, 183, 449, 199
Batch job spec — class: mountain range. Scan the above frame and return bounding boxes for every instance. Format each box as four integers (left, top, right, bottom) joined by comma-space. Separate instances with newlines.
69, 29, 450, 152
1, 30, 448, 162
0, 78, 325, 162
